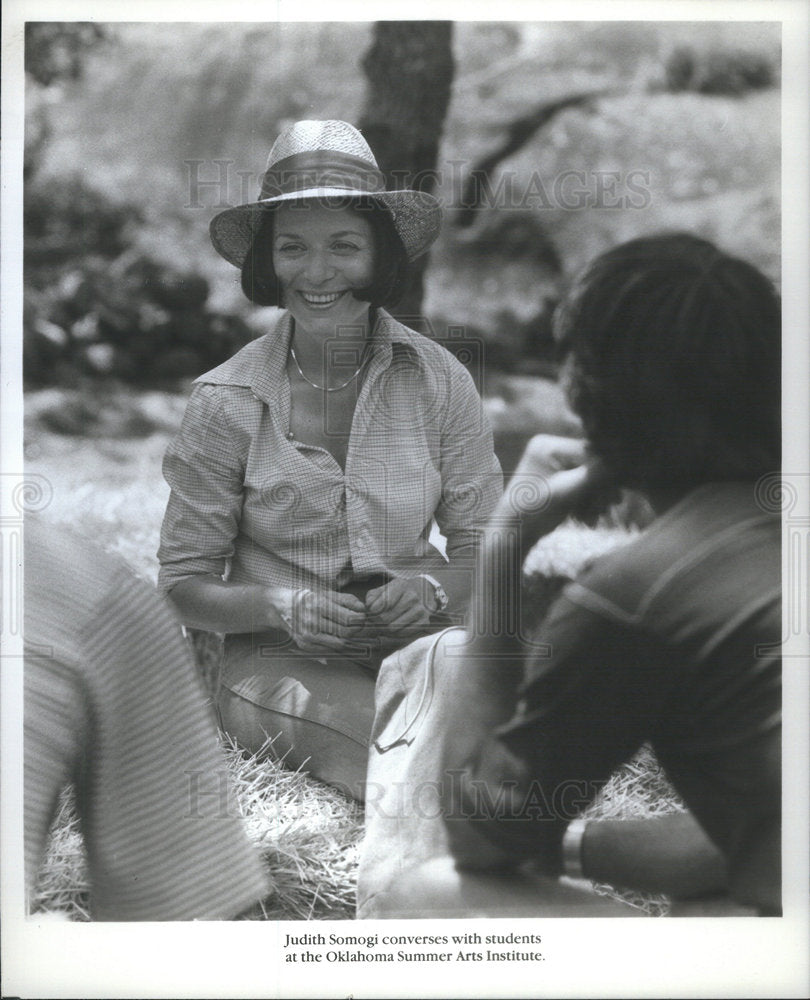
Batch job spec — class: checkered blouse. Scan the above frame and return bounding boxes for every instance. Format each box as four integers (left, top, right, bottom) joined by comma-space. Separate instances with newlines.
158, 310, 502, 595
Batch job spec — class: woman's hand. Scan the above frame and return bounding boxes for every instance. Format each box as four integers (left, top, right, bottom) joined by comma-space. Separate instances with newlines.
277, 587, 367, 654
364, 577, 433, 639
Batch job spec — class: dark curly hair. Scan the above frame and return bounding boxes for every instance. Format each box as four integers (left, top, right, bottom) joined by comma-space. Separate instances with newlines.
555, 233, 781, 491
240, 196, 412, 309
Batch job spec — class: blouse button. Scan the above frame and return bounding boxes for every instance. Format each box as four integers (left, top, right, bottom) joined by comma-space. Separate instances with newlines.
286, 431, 294, 440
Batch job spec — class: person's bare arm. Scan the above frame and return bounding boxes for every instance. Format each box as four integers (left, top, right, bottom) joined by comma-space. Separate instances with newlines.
168, 576, 366, 652
442, 437, 615, 869
579, 812, 728, 899
168, 576, 290, 634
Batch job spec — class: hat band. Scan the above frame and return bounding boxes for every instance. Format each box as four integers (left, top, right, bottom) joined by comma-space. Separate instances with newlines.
259, 151, 387, 200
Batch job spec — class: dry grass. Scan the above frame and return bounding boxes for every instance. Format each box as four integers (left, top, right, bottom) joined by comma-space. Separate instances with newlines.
30, 790, 92, 921
32, 739, 680, 922
31, 739, 364, 923
584, 745, 685, 916
222, 738, 363, 921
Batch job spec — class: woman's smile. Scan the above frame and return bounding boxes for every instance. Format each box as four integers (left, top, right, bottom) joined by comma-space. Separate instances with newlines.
297, 289, 350, 308
272, 202, 375, 336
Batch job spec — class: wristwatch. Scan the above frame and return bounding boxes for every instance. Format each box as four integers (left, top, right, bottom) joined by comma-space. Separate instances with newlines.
561, 817, 588, 880
419, 573, 449, 613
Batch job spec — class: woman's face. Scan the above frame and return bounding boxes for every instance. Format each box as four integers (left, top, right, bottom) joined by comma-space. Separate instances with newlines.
272, 202, 375, 337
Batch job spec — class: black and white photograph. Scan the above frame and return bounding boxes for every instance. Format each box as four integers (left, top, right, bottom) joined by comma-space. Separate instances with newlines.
2, 1, 808, 997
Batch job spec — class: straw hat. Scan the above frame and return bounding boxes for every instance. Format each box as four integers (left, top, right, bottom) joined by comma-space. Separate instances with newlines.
209, 120, 443, 267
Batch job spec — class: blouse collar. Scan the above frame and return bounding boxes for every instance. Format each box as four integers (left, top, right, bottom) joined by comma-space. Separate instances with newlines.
195, 308, 422, 410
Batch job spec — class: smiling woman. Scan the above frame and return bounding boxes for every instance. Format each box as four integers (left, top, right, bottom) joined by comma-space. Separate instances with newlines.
157, 120, 502, 800
272, 205, 379, 350
242, 195, 411, 319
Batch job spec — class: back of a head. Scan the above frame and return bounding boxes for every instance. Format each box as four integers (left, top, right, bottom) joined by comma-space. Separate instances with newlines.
556, 233, 781, 492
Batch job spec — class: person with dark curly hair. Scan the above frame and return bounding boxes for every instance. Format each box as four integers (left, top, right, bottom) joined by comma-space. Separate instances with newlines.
358, 233, 781, 917
158, 121, 501, 801
559, 232, 780, 491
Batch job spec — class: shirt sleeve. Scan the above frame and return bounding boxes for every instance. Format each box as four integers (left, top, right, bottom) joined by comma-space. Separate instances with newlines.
158, 384, 246, 594
433, 363, 503, 564
25, 658, 90, 901
446, 589, 679, 869
79, 566, 268, 920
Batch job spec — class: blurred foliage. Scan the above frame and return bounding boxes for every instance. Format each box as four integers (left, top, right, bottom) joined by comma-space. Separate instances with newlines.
665, 46, 777, 96
24, 24, 111, 181
430, 211, 563, 377
24, 175, 253, 388
25, 174, 142, 260
25, 22, 109, 87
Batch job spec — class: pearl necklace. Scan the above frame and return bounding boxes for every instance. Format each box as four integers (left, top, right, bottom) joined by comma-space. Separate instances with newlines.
289, 340, 370, 393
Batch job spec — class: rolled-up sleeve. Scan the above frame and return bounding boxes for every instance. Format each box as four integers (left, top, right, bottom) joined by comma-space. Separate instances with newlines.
158, 384, 246, 594
434, 365, 503, 563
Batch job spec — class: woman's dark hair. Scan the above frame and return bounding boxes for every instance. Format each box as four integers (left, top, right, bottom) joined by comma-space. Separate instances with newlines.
555, 232, 781, 490
240, 196, 412, 309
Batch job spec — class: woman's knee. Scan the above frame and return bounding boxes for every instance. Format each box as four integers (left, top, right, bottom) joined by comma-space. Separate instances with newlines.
217, 676, 372, 800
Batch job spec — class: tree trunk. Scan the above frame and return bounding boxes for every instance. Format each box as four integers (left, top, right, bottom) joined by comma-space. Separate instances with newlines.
358, 22, 454, 328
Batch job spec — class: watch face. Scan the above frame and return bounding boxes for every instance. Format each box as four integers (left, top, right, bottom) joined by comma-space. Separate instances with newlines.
421, 575, 448, 612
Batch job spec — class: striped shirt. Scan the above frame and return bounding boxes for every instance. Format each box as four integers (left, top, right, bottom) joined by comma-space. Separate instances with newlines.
24, 518, 268, 920
157, 309, 502, 595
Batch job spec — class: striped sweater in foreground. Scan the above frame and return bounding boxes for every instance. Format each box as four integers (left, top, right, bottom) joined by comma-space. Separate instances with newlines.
24, 517, 268, 920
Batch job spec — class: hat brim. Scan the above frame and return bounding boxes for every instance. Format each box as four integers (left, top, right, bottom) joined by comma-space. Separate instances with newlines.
209, 188, 443, 268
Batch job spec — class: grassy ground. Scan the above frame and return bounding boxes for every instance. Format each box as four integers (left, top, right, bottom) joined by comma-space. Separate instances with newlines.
25, 387, 683, 921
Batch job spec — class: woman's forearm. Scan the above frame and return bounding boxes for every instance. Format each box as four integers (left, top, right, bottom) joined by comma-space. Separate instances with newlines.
166, 576, 293, 635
